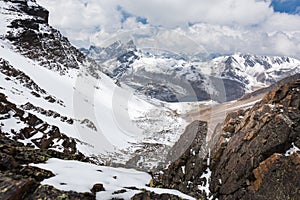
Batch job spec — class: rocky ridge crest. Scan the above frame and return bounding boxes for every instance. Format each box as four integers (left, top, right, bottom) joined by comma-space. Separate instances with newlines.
155, 78, 300, 199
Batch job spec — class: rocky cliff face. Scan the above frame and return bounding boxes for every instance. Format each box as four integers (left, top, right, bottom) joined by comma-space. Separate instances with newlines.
155, 79, 300, 199
4, 0, 83, 73
157, 121, 208, 199
1, 0, 100, 77
210, 79, 300, 199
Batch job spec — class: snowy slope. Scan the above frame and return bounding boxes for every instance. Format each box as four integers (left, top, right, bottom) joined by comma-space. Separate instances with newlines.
0, 0, 187, 170
0, 30, 186, 170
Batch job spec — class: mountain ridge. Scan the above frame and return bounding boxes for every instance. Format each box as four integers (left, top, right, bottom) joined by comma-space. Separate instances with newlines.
82, 41, 300, 102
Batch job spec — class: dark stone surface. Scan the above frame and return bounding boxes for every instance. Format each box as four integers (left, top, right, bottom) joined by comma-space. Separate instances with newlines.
0, 92, 87, 160
0, 132, 96, 199
131, 191, 185, 200
29, 185, 95, 200
210, 79, 300, 199
0, 172, 38, 200
154, 79, 300, 200
4, 0, 87, 75
154, 121, 208, 199
91, 183, 105, 194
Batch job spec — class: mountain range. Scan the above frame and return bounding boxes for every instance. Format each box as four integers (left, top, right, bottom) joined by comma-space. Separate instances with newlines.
0, 0, 299, 200
81, 41, 300, 102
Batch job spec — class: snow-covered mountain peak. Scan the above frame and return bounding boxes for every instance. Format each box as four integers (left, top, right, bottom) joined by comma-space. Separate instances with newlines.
81, 39, 138, 64
82, 41, 300, 102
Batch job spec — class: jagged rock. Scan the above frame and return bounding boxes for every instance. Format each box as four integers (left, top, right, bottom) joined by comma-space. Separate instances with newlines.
6, 0, 49, 22
21, 102, 73, 124
156, 79, 300, 200
154, 120, 208, 199
112, 189, 127, 195
2, 0, 102, 79
0, 92, 94, 198
90, 183, 105, 194
0, 92, 85, 158
247, 153, 300, 199
0, 118, 95, 199
0, 152, 18, 170
81, 119, 97, 131
18, 166, 54, 182
29, 185, 95, 200
0, 172, 38, 200
6, 5, 84, 74
209, 80, 300, 199
131, 191, 184, 200
222, 109, 245, 134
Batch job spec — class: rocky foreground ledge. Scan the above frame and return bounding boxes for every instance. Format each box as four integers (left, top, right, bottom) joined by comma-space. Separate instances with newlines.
154, 79, 300, 199
0, 92, 95, 199
0, 132, 96, 199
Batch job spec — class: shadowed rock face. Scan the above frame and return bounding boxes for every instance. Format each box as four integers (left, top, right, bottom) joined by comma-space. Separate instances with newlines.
3, 0, 86, 75
155, 79, 300, 199
210, 79, 300, 199
154, 120, 208, 199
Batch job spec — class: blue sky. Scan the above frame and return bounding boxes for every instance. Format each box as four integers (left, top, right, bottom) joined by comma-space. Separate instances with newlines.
271, 0, 300, 14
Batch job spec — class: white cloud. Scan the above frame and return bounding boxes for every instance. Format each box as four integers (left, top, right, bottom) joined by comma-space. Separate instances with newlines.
37, 0, 300, 59
118, 0, 274, 27
186, 23, 300, 58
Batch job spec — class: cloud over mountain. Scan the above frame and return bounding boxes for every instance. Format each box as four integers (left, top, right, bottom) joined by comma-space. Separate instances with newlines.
37, 0, 300, 58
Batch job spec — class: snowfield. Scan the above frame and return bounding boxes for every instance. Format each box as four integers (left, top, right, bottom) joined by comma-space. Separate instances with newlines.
0, 39, 188, 169
30, 158, 195, 200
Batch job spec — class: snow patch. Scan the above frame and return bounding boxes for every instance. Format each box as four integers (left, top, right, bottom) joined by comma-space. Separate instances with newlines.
31, 158, 195, 200
285, 143, 300, 156
198, 149, 213, 200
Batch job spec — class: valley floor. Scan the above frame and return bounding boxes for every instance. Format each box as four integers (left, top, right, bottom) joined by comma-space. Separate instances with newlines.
183, 93, 265, 141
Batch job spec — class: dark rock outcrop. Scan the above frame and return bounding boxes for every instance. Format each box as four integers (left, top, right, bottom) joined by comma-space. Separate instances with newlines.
91, 183, 105, 194
0, 58, 64, 106
0, 86, 99, 199
0, 130, 96, 199
0, 172, 38, 200
2, 0, 101, 78
131, 191, 183, 200
155, 79, 300, 199
154, 120, 208, 199
4, 0, 84, 74
0, 92, 85, 157
0, 114, 97, 199
4, 0, 49, 22
29, 185, 95, 200
210, 80, 300, 199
